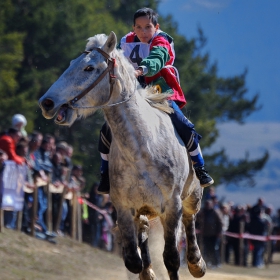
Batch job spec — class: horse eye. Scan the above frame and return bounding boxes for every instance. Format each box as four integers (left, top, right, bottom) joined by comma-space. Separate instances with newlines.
84, 66, 94, 71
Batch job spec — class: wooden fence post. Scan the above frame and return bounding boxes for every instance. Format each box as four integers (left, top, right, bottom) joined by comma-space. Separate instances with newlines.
16, 211, 22, 231
221, 233, 225, 264
265, 225, 272, 267
76, 193, 82, 242
46, 175, 52, 233
54, 187, 67, 233
0, 209, 3, 232
31, 186, 38, 237
71, 191, 77, 239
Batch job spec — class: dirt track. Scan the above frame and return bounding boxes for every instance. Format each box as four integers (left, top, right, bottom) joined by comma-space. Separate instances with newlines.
0, 228, 279, 280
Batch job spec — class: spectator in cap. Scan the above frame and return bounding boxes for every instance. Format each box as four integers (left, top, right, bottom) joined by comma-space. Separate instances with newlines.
65, 144, 73, 170
71, 165, 85, 192
56, 141, 72, 169
12, 114, 28, 138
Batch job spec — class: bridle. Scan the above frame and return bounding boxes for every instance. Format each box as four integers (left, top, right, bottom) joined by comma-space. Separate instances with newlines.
68, 47, 133, 110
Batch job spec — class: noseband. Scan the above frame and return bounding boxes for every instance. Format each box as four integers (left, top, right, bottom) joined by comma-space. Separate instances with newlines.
68, 47, 116, 109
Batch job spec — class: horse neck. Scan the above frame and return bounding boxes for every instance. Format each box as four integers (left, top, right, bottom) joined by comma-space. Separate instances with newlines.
103, 89, 152, 153
102, 56, 159, 155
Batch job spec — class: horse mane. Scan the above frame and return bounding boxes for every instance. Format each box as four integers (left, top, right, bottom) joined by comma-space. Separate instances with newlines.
85, 34, 174, 114
144, 88, 174, 114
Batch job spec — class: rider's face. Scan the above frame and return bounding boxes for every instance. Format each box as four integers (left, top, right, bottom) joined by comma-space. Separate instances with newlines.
133, 16, 159, 43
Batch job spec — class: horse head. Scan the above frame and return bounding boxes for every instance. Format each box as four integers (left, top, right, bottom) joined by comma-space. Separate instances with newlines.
39, 32, 118, 126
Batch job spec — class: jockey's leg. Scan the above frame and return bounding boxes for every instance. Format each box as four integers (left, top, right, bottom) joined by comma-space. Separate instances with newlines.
168, 101, 214, 188
97, 122, 111, 194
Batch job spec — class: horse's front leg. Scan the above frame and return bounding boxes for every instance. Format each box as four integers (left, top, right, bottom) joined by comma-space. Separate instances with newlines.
136, 215, 157, 280
118, 207, 143, 274
160, 197, 182, 280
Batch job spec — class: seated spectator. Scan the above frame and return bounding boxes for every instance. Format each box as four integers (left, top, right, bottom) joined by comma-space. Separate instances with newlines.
50, 151, 69, 235
0, 149, 7, 173
70, 165, 86, 193
0, 149, 8, 206
0, 131, 26, 228
101, 200, 114, 252
20, 131, 43, 233
4, 139, 30, 229
16, 140, 35, 231
65, 144, 74, 170
88, 182, 104, 248
33, 134, 54, 238
56, 141, 69, 166
0, 128, 25, 165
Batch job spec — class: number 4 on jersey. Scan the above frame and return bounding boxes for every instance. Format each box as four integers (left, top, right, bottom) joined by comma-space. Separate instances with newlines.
129, 45, 142, 66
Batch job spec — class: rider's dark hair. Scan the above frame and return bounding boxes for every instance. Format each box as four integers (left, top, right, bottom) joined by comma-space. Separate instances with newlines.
133, 7, 159, 26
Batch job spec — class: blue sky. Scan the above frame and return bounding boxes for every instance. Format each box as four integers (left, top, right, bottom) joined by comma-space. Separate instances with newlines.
158, 0, 280, 211
158, 0, 280, 122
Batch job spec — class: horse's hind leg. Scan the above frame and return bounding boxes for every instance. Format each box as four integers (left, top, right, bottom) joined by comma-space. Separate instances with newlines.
183, 212, 206, 278
118, 208, 143, 274
182, 193, 206, 278
136, 215, 157, 280
160, 198, 182, 280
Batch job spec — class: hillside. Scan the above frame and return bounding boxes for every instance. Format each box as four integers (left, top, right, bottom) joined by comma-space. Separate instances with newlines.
0, 228, 279, 280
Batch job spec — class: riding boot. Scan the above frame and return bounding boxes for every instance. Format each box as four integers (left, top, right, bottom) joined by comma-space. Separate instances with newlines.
189, 145, 214, 187
97, 170, 110, 194
194, 166, 214, 188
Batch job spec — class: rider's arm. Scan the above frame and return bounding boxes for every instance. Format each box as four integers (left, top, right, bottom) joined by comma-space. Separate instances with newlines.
140, 46, 170, 77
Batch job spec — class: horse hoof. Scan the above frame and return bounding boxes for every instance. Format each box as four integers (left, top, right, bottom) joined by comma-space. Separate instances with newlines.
167, 270, 179, 280
125, 256, 143, 274
139, 265, 157, 280
188, 257, 206, 278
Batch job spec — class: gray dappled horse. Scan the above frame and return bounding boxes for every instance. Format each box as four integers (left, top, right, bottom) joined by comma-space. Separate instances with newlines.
39, 32, 206, 280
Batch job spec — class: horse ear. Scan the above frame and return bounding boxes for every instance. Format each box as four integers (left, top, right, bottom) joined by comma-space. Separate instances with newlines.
103, 31, 117, 54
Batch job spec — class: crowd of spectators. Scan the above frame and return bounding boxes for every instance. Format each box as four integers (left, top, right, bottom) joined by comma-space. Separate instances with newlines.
0, 114, 280, 261
194, 187, 280, 269
0, 114, 116, 250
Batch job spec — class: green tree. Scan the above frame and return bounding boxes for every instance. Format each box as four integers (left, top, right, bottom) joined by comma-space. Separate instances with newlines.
159, 16, 268, 186
0, 0, 268, 189
0, 0, 27, 131
1, 0, 132, 187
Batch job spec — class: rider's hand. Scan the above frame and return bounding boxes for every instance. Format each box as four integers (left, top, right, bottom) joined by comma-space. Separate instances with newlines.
134, 69, 143, 78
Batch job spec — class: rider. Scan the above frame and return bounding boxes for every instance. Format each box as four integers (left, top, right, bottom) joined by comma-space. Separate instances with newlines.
97, 7, 214, 194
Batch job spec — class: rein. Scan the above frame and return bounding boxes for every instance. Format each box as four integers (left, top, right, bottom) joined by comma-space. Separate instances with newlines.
68, 47, 133, 110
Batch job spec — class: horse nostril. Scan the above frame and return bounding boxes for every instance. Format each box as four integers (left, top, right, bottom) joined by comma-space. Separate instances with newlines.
42, 98, 54, 110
